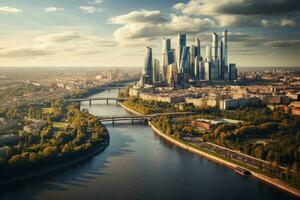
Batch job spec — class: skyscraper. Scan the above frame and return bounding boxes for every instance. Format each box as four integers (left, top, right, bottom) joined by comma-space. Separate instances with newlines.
167, 63, 177, 88
190, 45, 196, 78
219, 30, 228, 80
177, 33, 186, 71
222, 30, 228, 66
219, 38, 224, 80
212, 32, 218, 63
204, 62, 211, 81
205, 45, 212, 62
152, 58, 160, 84
195, 37, 201, 59
162, 38, 171, 82
179, 46, 190, 81
229, 63, 237, 80
143, 46, 153, 84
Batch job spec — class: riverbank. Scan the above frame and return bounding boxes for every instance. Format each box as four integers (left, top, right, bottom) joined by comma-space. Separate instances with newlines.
120, 102, 142, 115
79, 79, 136, 98
0, 131, 110, 187
120, 102, 300, 198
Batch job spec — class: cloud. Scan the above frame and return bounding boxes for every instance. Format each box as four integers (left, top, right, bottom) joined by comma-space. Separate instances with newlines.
44, 7, 64, 12
109, 10, 168, 24
90, 0, 103, 4
261, 18, 296, 27
0, 31, 118, 59
173, 0, 300, 16
172, 0, 300, 28
0, 47, 53, 58
216, 15, 257, 27
263, 40, 300, 47
0, 7, 22, 15
109, 10, 214, 43
226, 32, 267, 47
79, 6, 102, 13
35, 32, 82, 43
79, 36, 117, 47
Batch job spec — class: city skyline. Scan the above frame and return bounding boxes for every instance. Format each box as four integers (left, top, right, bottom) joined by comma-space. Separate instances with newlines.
0, 0, 299, 67
141, 31, 237, 87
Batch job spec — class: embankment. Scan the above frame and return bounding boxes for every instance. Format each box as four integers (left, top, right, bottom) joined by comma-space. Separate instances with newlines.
120, 101, 300, 198
0, 133, 110, 186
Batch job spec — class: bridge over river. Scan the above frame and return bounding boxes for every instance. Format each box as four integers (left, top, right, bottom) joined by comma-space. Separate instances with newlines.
97, 112, 193, 125
66, 97, 129, 106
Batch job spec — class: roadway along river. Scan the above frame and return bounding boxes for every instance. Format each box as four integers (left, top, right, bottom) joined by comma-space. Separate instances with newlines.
0, 89, 297, 200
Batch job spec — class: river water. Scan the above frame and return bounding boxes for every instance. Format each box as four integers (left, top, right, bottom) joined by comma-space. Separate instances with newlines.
0, 89, 297, 200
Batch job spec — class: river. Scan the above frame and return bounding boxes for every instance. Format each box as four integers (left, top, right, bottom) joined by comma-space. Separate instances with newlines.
0, 89, 297, 200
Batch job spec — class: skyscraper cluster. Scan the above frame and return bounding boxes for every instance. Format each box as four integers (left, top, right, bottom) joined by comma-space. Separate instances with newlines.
141, 30, 237, 88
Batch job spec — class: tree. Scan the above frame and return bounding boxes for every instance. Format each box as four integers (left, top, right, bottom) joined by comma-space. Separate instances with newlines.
42, 146, 58, 158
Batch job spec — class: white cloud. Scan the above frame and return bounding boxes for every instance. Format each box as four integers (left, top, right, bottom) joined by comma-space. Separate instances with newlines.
109, 10, 168, 24
44, 7, 64, 12
90, 0, 103, 4
109, 10, 214, 44
35, 32, 82, 43
0, 47, 53, 58
280, 18, 296, 27
79, 6, 102, 13
0, 31, 118, 60
264, 40, 300, 47
261, 18, 296, 27
173, 0, 300, 28
173, 0, 300, 16
0, 7, 22, 15
216, 15, 256, 27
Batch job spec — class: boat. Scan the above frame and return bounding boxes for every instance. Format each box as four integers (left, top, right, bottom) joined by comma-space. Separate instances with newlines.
235, 167, 252, 176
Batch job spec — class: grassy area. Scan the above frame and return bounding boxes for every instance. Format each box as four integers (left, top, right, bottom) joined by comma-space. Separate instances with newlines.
53, 122, 68, 129
42, 108, 59, 115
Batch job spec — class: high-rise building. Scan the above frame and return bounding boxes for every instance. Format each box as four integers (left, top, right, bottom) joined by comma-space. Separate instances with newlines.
143, 46, 153, 84
219, 30, 228, 80
195, 37, 201, 59
229, 63, 237, 80
190, 45, 196, 78
152, 58, 160, 83
194, 58, 205, 80
179, 46, 190, 81
177, 33, 186, 71
199, 61, 205, 80
162, 38, 171, 82
204, 62, 211, 81
219, 38, 224, 80
167, 63, 177, 88
205, 45, 212, 62
222, 30, 228, 66
167, 50, 175, 65
212, 32, 218, 63
211, 62, 219, 80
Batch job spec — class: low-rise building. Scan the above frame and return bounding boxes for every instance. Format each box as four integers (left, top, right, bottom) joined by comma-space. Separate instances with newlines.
291, 101, 300, 116
219, 97, 261, 110
23, 119, 47, 135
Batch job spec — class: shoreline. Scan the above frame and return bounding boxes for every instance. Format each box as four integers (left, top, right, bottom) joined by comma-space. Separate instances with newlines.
0, 132, 110, 187
0, 82, 132, 187
120, 101, 300, 198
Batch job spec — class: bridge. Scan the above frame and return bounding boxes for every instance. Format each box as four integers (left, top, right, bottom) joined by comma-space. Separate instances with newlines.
66, 97, 129, 106
98, 112, 193, 125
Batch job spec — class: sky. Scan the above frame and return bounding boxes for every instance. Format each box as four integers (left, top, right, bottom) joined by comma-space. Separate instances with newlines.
0, 0, 299, 67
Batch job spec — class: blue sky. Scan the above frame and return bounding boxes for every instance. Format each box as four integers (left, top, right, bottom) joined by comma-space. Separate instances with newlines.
0, 0, 299, 67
